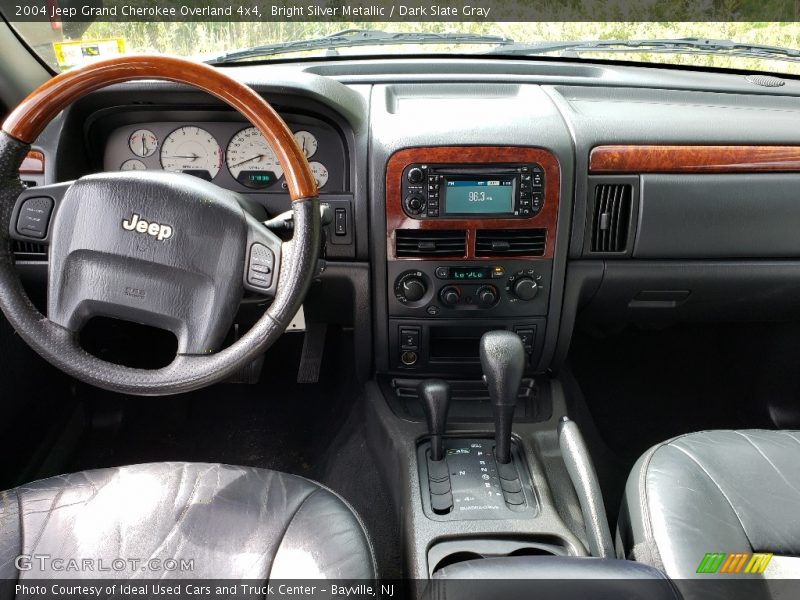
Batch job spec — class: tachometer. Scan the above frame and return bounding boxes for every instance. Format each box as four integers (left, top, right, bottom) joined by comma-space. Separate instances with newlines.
226, 126, 282, 189
129, 129, 158, 158
293, 130, 318, 158
160, 126, 222, 180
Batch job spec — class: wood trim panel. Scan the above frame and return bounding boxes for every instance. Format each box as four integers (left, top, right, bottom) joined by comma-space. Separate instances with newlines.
2, 55, 316, 200
386, 146, 560, 260
590, 145, 800, 174
19, 150, 44, 175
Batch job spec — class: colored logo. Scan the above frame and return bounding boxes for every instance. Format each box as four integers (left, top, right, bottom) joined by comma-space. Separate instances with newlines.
697, 552, 773, 574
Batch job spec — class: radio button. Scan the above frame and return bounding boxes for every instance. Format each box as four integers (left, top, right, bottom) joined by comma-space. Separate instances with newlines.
435, 267, 449, 279
404, 194, 426, 215
408, 167, 424, 184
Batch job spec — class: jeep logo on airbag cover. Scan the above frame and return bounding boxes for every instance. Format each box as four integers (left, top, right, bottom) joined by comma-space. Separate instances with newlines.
121, 213, 173, 241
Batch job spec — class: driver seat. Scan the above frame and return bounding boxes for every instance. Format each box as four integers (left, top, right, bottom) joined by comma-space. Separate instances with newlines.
0, 462, 376, 579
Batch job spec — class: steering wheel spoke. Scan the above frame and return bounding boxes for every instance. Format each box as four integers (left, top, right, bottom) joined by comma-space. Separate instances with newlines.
242, 213, 283, 298
9, 181, 72, 245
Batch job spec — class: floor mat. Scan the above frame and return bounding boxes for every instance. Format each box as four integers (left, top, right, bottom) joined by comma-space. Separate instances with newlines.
567, 323, 775, 526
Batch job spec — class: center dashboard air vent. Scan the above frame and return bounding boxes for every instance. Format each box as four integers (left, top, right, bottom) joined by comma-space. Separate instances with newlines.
395, 229, 466, 257
589, 182, 633, 254
475, 229, 546, 257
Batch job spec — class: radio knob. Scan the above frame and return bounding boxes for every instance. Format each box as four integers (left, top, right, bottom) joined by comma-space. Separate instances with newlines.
404, 194, 425, 215
476, 285, 498, 307
440, 286, 461, 306
407, 167, 424, 184
513, 277, 539, 301
401, 277, 427, 302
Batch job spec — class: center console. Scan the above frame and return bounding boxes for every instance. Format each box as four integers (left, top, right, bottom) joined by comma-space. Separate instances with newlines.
371, 144, 605, 588
385, 146, 560, 375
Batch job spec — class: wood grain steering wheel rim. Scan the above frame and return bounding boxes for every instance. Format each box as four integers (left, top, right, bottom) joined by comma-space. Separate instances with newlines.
2, 55, 317, 201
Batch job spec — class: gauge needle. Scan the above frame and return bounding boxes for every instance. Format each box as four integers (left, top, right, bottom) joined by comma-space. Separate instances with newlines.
166, 154, 200, 161
141, 137, 146, 155
229, 154, 264, 169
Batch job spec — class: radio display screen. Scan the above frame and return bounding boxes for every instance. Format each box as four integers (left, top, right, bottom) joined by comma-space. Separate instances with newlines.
444, 178, 515, 215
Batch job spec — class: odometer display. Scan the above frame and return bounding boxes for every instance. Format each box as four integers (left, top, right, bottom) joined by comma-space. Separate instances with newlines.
226, 126, 282, 189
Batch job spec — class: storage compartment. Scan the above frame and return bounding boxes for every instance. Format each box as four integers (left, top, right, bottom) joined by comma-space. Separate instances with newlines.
635, 173, 800, 258
428, 538, 570, 576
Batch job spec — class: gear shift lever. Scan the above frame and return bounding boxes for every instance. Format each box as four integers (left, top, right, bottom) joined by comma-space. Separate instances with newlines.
418, 379, 450, 461
480, 330, 525, 464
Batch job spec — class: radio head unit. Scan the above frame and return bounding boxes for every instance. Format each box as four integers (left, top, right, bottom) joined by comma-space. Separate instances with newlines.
401, 163, 544, 219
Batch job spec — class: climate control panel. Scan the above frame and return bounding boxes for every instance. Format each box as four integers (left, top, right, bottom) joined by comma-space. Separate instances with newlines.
389, 260, 551, 319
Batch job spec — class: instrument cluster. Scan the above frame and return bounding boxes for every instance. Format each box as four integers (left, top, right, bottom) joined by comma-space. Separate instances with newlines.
103, 117, 344, 193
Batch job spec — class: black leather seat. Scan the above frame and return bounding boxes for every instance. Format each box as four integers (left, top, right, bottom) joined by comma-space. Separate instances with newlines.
618, 430, 800, 579
0, 462, 376, 579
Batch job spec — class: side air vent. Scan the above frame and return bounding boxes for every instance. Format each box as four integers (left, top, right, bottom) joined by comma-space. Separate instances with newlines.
396, 229, 466, 257
13, 240, 47, 261
475, 229, 546, 257
590, 183, 633, 253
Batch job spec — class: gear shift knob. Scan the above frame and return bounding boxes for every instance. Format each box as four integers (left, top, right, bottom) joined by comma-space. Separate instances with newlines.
480, 330, 525, 464
418, 379, 450, 461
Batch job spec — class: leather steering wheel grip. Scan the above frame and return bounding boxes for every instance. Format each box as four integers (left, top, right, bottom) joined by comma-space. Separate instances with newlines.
0, 56, 320, 396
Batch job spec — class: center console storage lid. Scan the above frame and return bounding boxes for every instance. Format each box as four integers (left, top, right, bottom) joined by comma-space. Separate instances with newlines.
426, 557, 679, 600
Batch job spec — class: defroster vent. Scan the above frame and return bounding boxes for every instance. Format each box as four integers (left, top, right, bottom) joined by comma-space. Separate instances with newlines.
590, 183, 632, 253
395, 229, 467, 257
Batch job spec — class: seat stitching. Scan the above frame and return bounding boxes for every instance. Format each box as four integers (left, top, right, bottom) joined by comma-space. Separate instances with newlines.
293, 475, 379, 579
267, 486, 320, 580
139, 463, 204, 569
14, 488, 22, 585
733, 431, 800, 498
670, 443, 755, 550
637, 431, 706, 548
779, 430, 800, 449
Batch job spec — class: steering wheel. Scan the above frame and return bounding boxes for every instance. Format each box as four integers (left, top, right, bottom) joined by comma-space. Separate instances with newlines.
0, 56, 319, 396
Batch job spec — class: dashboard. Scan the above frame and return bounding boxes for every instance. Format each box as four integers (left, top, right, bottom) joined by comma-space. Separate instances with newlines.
17, 57, 800, 382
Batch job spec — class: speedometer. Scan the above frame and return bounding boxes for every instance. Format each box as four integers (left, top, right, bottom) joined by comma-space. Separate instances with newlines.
160, 126, 222, 180
226, 126, 282, 189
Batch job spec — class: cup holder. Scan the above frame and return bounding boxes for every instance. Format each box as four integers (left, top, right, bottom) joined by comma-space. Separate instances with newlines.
429, 538, 569, 576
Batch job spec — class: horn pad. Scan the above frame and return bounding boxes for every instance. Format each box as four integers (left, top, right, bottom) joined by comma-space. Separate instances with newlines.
47, 171, 248, 355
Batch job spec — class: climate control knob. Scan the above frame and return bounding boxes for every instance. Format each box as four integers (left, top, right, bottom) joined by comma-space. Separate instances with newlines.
440, 286, 461, 306
476, 285, 498, 307
512, 277, 539, 301
402, 277, 427, 302
395, 271, 428, 303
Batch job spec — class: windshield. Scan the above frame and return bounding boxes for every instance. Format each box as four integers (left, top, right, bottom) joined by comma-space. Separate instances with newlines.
6, 3, 800, 75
